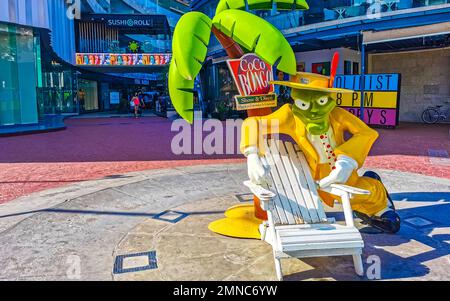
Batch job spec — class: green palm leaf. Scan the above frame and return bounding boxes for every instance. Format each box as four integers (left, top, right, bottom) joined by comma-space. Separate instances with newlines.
275, 0, 309, 10
212, 9, 297, 75
216, 0, 309, 14
169, 60, 195, 123
172, 12, 212, 80
169, 12, 212, 124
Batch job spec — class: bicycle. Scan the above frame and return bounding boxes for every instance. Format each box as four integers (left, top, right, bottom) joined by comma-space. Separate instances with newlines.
421, 102, 450, 124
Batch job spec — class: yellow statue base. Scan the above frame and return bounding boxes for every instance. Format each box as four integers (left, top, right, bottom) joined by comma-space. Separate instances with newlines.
208, 204, 263, 239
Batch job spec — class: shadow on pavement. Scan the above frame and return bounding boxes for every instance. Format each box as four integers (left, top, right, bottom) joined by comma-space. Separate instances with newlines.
0, 174, 134, 185
287, 192, 450, 280
0, 191, 448, 281
0, 208, 225, 219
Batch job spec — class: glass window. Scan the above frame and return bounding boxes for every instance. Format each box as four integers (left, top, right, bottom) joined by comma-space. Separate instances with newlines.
39, 67, 77, 115
0, 23, 39, 126
353, 62, 360, 75
344, 60, 353, 75
117, 33, 171, 53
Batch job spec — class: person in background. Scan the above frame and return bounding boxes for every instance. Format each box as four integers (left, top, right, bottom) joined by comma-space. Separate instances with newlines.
129, 97, 135, 114
203, 98, 211, 118
152, 93, 159, 111
143, 94, 150, 110
139, 93, 145, 117
274, 71, 292, 108
193, 93, 198, 105
132, 93, 140, 118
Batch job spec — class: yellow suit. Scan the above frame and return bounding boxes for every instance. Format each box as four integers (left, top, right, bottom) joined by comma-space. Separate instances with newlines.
241, 104, 388, 216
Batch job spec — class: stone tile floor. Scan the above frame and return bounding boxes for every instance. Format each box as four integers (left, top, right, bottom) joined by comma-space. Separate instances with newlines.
0, 164, 448, 281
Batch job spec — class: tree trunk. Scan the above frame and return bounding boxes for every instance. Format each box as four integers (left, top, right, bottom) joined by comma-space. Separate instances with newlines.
212, 26, 270, 220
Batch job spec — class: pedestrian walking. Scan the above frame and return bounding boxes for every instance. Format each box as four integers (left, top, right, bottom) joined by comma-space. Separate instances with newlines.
139, 93, 145, 117
132, 93, 140, 118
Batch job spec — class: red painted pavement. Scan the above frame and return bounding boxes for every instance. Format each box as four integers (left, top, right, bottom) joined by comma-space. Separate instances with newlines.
0, 117, 449, 204
367, 122, 450, 179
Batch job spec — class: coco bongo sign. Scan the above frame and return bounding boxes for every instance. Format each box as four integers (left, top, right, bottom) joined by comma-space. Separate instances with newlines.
227, 53, 277, 110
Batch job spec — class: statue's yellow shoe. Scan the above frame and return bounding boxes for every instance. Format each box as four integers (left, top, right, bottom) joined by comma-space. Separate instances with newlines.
208, 204, 263, 239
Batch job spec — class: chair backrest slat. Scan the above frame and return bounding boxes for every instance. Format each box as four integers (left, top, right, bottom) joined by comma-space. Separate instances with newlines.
287, 142, 327, 222
293, 144, 328, 222
264, 139, 296, 225
263, 139, 328, 225
274, 140, 314, 224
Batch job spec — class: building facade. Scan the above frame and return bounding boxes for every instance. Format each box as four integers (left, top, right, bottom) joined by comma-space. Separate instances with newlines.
0, 0, 187, 132
0, 0, 77, 128
191, 0, 450, 123
1, 1, 447, 132
73, 0, 189, 115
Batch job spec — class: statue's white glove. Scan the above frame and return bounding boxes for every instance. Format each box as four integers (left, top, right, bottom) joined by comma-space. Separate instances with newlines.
244, 146, 270, 186
319, 155, 358, 188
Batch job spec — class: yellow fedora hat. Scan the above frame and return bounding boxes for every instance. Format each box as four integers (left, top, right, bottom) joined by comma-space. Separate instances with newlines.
271, 72, 353, 94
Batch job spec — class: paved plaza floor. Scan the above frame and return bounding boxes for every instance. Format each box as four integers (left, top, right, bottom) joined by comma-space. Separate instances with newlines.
0, 117, 449, 280
0, 164, 448, 281
0, 117, 449, 204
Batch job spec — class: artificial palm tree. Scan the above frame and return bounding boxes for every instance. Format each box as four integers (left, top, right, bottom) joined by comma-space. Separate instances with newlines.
169, 0, 310, 123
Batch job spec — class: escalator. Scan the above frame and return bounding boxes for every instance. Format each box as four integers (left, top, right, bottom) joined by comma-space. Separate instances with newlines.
121, 0, 186, 28
81, 0, 109, 13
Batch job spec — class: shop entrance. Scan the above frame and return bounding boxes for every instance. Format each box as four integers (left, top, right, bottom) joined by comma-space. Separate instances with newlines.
78, 79, 99, 112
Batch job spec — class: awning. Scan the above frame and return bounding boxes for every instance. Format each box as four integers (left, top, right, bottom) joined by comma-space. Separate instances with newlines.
363, 22, 450, 45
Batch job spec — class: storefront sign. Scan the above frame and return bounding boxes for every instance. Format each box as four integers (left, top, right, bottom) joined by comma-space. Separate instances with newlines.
227, 53, 277, 111
235, 94, 277, 111
333, 74, 401, 127
85, 15, 156, 28
107, 18, 153, 28
76, 53, 172, 66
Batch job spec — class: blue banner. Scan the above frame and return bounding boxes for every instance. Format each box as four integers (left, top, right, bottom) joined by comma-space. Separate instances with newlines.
333, 74, 400, 92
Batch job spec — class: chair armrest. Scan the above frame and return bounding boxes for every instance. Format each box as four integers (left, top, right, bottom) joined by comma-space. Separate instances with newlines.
329, 184, 370, 196
244, 181, 276, 200
244, 181, 276, 211
318, 184, 370, 228
319, 183, 370, 198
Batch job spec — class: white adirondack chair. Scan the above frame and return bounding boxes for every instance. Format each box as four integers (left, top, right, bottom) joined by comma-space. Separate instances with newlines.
244, 139, 370, 280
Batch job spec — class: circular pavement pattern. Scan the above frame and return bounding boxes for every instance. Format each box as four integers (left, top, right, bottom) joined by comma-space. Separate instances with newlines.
0, 164, 449, 281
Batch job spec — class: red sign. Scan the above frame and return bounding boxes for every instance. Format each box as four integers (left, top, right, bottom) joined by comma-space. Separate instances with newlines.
227, 54, 275, 96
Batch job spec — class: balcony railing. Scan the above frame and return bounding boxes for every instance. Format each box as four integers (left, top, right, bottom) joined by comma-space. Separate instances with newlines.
261, 10, 305, 30
263, 0, 449, 29
123, 0, 189, 13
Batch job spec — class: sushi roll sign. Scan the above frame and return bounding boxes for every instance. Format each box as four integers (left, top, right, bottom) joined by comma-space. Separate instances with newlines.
227, 53, 277, 111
